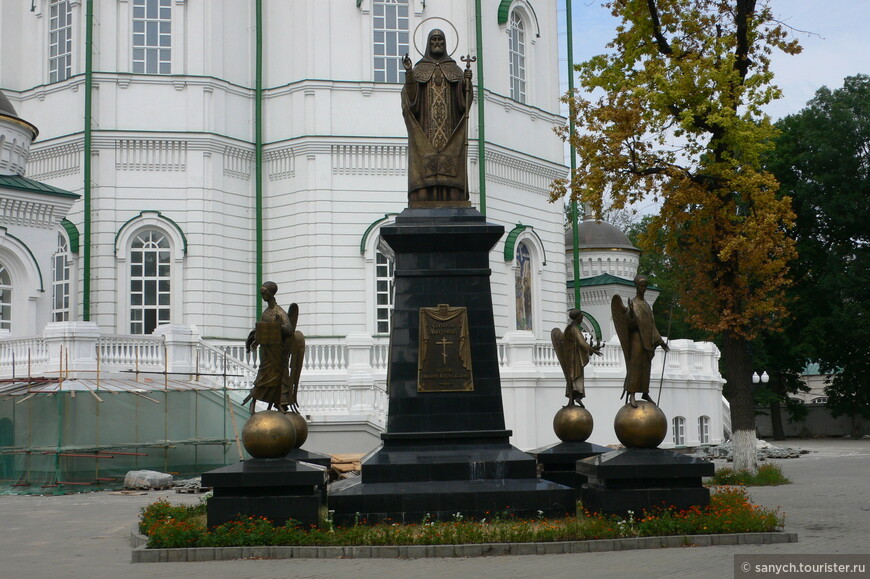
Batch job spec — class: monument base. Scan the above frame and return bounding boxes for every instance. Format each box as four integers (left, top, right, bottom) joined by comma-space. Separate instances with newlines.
327, 207, 573, 524
202, 458, 328, 528
285, 447, 332, 469
577, 448, 714, 517
529, 440, 610, 490
328, 433, 575, 524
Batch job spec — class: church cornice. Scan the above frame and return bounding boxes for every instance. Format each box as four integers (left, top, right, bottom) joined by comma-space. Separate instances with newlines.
0, 179, 77, 233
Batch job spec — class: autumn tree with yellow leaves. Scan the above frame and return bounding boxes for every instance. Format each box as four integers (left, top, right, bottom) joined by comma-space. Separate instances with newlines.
553, 0, 801, 471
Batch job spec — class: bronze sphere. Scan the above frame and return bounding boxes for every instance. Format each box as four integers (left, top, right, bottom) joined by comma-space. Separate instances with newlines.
241, 410, 297, 458
613, 400, 667, 448
285, 412, 309, 449
553, 405, 594, 443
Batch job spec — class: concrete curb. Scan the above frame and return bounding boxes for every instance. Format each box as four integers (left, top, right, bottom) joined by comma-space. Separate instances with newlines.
130, 528, 798, 563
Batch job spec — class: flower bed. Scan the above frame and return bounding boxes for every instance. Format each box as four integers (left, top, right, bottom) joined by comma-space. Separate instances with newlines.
140, 487, 783, 549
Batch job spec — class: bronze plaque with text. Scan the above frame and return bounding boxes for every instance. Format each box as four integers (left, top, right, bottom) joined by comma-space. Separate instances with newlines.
418, 305, 474, 392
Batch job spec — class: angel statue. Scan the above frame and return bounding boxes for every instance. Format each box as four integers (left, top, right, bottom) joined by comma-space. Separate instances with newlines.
611, 275, 669, 408
551, 309, 603, 408
242, 281, 306, 414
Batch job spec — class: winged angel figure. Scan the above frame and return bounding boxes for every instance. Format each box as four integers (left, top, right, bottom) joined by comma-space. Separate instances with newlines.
243, 281, 306, 414
611, 275, 669, 407
551, 309, 602, 408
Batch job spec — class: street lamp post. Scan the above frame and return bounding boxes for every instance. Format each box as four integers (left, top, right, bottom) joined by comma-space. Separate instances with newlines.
751, 371, 770, 385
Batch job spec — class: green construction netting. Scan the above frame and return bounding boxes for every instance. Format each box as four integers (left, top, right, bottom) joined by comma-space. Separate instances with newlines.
0, 389, 248, 494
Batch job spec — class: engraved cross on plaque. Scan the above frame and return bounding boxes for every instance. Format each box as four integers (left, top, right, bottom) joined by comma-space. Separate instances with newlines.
436, 336, 453, 365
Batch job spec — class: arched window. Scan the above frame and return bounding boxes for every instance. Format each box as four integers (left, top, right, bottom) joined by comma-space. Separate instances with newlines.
49, 0, 73, 83
672, 416, 686, 446
129, 229, 171, 334
508, 11, 527, 102
115, 211, 185, 335
52, 233, 71, 322
0, 263, 11, 332
375, 248, 395, 334
373, 0, 409, 83
698, 415, 710, 444
515, 241, 533, 330
360, 214, 399, 335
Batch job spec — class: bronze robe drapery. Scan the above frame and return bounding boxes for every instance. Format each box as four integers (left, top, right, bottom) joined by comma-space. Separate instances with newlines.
556, 322, 593, 401
402, 32, 473, 205
612, 295, 664, 395
248, 305, 295, 408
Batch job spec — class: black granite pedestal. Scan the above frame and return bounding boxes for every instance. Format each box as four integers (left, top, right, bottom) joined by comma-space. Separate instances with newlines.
202, 458, 328, 528
328, 208, 574, 524
577, 448, 714, 517
529, 441, 610, 490
286, 447, 332, 469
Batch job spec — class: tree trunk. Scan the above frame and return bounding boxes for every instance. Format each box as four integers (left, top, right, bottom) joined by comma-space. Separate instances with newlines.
769, 399, 785, 441
721, 332, 757, 472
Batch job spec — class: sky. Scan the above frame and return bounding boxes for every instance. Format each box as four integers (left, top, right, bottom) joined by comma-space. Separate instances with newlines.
558, 0, 870, 120
554, 0, 870, 216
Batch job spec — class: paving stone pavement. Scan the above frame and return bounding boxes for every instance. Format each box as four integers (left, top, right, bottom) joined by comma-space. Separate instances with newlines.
1, 438, 867, 579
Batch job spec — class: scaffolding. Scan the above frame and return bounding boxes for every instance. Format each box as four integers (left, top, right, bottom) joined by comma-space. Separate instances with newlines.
0, 353, 250, 493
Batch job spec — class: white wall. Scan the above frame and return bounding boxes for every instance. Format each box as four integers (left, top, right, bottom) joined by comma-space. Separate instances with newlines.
500, 338, 726, 450
3, 1, 567, 344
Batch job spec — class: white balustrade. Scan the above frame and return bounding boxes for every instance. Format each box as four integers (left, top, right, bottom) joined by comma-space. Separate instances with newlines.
98, 335, 165, 369
591, 343, 623, 368
298, 383, 351, 414
370, 341, 389, 369
0, 336, 50, 377
533, 342, 560, 367
305, 341, 348, 371
373, 380, 387, 415
195, 341, 257, 390
4, 326, 725, 448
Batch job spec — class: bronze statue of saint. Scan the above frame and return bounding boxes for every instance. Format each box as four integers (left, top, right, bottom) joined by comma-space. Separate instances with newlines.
551, 309, 602, 408
402, 28, 474, 207
242, 282, 305, 414
611, 275, 669, 407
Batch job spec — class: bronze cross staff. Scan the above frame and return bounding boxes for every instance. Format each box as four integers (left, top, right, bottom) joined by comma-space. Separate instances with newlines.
460, 55, 477, 69
436, 336, 453, 364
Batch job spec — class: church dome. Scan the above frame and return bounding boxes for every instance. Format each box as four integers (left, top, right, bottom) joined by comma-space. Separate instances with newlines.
565, 217, 641, 281
0, 91, 18, 118
565, 218, 639, 252
0, 89, 39, 176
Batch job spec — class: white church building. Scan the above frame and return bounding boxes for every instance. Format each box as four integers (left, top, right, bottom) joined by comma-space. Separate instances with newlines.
0, 0, 725, 470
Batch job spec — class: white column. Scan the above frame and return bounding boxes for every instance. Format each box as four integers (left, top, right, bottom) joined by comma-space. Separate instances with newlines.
501, 330, 536, 368
500, 331, 540, 449
152, 324, 200, 374
43, 321, 101, 376
345, 332, 375, 414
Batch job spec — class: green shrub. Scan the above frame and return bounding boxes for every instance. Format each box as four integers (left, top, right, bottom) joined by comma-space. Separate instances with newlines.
139, 498, 204, 535
145, 518, 203, 549
710, 463, 790, 486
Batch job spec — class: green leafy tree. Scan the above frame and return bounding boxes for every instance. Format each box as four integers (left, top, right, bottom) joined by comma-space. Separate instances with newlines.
624, 216, 809, 440
623, 215, 707, 342
552, 0, 801, 470
767, 75, 870, 436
